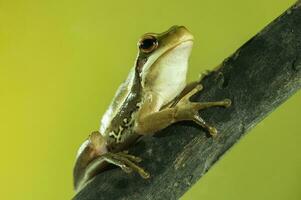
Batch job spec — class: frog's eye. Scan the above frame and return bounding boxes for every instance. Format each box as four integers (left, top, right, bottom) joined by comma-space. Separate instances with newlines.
138, 35, 158, 53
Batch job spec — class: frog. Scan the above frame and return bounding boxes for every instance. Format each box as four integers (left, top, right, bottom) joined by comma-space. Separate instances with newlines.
73, 25, 231, 192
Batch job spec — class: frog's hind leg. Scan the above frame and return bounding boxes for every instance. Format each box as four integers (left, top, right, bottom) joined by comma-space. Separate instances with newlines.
114, 152, 150, 178
75, 151, 150, 192
116, 151, 143, 163
87, 152, 150, 180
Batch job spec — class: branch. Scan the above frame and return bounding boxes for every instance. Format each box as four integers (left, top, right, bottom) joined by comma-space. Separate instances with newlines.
74, 2, 301, 200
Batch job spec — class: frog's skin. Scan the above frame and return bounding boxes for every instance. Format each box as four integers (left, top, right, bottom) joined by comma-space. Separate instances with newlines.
73, 26, 231, 192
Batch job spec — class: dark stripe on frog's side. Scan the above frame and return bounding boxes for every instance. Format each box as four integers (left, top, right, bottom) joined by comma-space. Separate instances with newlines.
106, 56, 147, 151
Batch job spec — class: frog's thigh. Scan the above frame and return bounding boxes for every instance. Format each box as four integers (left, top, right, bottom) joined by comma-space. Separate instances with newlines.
75, 152, 132, 191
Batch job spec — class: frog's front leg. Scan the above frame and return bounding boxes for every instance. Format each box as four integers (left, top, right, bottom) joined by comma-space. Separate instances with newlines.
134, 84, 231, 136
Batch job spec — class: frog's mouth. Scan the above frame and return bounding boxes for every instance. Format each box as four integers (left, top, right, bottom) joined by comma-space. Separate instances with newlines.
157, 39, 194, 69
141, 39, 194, 76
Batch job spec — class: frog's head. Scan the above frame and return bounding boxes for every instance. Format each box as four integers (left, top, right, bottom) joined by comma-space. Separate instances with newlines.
135, 26, 194, 106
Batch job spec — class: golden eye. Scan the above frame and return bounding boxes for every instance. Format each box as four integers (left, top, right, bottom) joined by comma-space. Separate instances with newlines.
138, 35, 158, 53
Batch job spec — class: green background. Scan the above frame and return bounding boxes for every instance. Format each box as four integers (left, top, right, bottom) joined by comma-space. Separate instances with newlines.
0, 0, 300, 199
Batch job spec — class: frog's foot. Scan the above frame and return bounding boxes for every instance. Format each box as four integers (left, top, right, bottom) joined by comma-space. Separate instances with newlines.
75, 151, 149, 192
92, 152, 150, 179
175, 84, 231, 136
116, 151, 143, 163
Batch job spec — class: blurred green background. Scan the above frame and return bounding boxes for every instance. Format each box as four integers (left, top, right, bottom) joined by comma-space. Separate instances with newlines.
0, 0, 300, 199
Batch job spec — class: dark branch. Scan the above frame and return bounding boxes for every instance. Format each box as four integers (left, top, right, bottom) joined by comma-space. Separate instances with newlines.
74, 1, 301, 200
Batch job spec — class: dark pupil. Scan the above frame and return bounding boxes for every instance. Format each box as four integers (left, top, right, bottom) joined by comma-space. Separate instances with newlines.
140, 39, 156, 50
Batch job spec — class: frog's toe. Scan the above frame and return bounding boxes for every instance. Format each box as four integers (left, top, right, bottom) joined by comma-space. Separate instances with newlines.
116, 152, 142, 163
139, 168, 150, 179
120, 164, 133, 174
186, 84, 203, 99
223, 99, 232, 108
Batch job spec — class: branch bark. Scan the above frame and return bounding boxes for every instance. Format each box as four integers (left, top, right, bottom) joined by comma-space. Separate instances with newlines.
74, 1, 301, 200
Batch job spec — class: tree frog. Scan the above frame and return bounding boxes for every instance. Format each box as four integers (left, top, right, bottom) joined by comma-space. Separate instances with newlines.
73, 26, 231, 192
